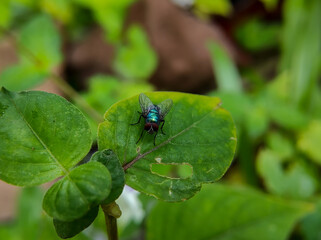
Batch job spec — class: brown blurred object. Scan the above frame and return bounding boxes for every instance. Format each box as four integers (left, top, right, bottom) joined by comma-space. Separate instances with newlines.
127, 0, 244, 93
65, 27, 115, 90
0, 181, 19, 221
66, 0, 245, 93
32, 79, 63, 95
0, 39, 18, 72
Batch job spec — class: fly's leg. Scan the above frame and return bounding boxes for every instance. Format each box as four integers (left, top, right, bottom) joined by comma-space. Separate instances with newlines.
136, 128, 145, 144
160, 120, 166, 135
153, 131, 158, 146
131, 112, 144, 125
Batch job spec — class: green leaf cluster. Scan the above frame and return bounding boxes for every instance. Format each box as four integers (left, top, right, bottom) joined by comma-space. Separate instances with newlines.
0, 88, 237, 237
205, 0, 321, 238
0, 88, 126, 238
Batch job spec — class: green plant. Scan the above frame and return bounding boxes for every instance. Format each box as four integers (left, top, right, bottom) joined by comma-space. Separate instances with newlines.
205, 0, 321, 238
1, 0, 321, 239
0, 88, 236, 239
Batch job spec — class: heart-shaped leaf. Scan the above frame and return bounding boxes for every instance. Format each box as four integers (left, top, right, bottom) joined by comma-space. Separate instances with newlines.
43, 161, 111, 221
0, 88, 92, 186
53, 205, 99, 239
98, 92, 236, 201
90, 149, 125, 204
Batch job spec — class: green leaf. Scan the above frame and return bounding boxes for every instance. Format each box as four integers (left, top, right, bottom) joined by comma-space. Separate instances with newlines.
94, 7, 126, 43
194, 0, 232, 16
53, 206, 99, 239
147, 184, 312, 240
0, 63, 48, 91
208, 41, 243, 93
0, 0, 11, 28
113, 25, 158, 80
257, 149, 318, 199
264, 73, 309, 130
43, 161, 111, 221
298, 120, 321, 164
0, 88, 92, 186
11, 0, 38, 7
90, 149, 125, 204
40, 0, 74, 23
235, 18, 280, 51
281, 0, 321, 108
266, 131, 294, 159
16, 187, 44, 239
0, 14, 62, 91
18, 14, 62, 70
259, 0, 278, 10
73, 0, 137, 43
98, 92, 236, 201
301, 200, 321, 240
244, 100, 269, 139
267, 100, 308, 130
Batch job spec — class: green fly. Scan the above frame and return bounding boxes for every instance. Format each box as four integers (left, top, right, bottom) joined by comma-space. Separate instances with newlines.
131, 93, 173, 145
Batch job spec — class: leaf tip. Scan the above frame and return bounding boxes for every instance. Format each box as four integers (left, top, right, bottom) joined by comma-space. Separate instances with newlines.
0, 87, 9, 93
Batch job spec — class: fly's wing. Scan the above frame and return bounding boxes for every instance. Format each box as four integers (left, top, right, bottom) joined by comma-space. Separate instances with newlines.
158, 98, 173, 120
139, 93, 153, 116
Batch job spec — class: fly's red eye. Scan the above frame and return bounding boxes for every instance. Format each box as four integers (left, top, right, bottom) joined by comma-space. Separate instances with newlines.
152, 123, 159, 131
144, 123, 152, 130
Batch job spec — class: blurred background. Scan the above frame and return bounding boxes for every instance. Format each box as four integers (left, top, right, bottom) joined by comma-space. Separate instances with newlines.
0, 0, 321, 239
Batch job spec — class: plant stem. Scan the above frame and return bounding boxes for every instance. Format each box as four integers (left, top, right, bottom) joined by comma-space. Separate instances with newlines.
101, 203, 121, 240
105, 214, 118, 240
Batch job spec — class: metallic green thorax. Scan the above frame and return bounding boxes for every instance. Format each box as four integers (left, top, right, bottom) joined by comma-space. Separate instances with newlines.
146, 107, 160, 124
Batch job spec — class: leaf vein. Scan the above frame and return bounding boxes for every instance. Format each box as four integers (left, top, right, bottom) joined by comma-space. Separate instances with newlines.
6, 93, 69, 175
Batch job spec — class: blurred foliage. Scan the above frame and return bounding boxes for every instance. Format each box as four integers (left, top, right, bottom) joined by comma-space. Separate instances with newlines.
205, 0, 321, 239
194, 0, 232, 17
147, 184, 311, 240
0, 0, 11, 28
280, 0, 321, 109
235, 18, 280, 52
0, 14, 62, 91
0, 187, 92, 240
208, 41, 243, 93
259, 0, 279, 10
113, 25, 158, 81
71, 0, 137, 43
